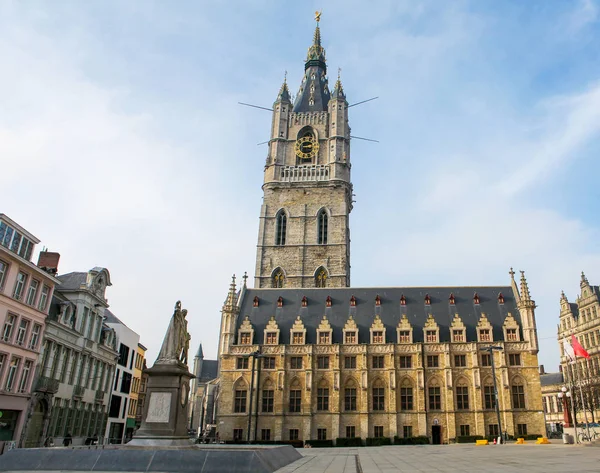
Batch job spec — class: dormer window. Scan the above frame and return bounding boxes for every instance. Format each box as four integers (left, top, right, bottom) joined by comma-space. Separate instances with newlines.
292, 332, 304, 344
240, 332, 252, 345
400, 294, 406, 306
266, 332, 278, 345
424, 294, 431, 305
253, 296, 259, 308
326, 296, 332, 307
277, 296, 283, 308
479, 329, 491, 342
345, 331, 356, 344
473, 293, 480, 305
301, 296, 308, 307
372, 331, 384, 344
452, 329, 465, 342
506, 328, 518, 341
350, 295, 356, 307
398, 330, 411, 343
318, 332, 330, 344
426, 330, 437, 343
449, 293, 456, 305
375, 295, 381, 307
498, 293, 505, 304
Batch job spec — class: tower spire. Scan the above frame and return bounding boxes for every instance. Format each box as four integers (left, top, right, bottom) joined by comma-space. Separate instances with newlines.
581, 271, 589, 288
294, 12, 329, 112
225, 274, 237, 307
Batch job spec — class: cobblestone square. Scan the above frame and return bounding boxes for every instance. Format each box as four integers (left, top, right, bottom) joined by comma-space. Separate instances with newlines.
275, 444, 600, 473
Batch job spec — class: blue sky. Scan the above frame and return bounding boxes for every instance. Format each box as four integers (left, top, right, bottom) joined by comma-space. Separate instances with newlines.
2, 0, 600, 369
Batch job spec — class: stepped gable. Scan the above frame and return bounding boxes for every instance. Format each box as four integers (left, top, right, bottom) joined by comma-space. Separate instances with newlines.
237, 286, 520, 344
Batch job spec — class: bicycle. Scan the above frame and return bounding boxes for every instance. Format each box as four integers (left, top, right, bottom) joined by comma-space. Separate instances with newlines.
577, 430, 600, 443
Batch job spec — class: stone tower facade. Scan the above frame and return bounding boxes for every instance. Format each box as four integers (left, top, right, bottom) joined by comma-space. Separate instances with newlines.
254, 22, 352, 289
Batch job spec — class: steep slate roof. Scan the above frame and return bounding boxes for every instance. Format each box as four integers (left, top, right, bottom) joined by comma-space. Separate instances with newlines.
236, 286, 521, 345
198, 360, 218, 382
104, 308, 127, 327
56, 272, 86, 290
540, 372, 564, 387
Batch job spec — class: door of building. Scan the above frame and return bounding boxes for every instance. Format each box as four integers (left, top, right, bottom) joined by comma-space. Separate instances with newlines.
24, 401, 47, 448
432, 425, 442, 445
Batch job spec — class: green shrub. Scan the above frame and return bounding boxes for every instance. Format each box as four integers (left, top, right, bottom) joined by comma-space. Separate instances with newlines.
456, 435, 484, 444
393, 436, 430, 445
335, 437, 363, 447
365, 437, 392, 446
305, 439, 334, 448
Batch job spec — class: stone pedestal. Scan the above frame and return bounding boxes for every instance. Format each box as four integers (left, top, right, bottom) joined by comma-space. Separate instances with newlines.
128, 362, 194, 446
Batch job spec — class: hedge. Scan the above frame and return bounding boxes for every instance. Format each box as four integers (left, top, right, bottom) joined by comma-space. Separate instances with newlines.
336, 437, 363, 447
305, 439, 334, 448
365, 437, 392, 446
393, 436, 430, 445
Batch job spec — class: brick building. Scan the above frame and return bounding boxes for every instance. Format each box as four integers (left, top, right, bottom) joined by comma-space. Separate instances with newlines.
216, 19, 545, 445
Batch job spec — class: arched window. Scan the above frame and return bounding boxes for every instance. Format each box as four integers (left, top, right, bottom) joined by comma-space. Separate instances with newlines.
275, 210, 287, 246
315, 267, 328, 288
317, 209, 328, 244
272, 269, 285, 288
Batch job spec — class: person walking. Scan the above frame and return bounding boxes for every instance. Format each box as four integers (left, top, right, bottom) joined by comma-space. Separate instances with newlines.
63, 433, 72, 447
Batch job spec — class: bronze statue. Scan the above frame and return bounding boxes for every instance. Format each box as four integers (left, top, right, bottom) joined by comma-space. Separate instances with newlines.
156, 301, 191, 365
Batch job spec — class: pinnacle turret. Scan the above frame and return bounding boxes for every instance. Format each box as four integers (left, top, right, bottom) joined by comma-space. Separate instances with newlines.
580, 271, 589, 288
520, 270, 531, 300
276, 73, 291, 103
331, 68, 346, 100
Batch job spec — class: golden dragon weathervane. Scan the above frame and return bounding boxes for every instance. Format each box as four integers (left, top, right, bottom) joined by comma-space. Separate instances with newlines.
315, 10, 322, 23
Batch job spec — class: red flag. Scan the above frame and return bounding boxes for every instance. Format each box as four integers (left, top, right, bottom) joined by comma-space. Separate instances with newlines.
571, 335, 590, 359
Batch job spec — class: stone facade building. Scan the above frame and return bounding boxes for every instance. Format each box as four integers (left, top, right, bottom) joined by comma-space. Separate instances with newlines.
0, 215, 60, 447
215, 20, 546, 445
557, 272, 600, 423
38, 267, 119, 447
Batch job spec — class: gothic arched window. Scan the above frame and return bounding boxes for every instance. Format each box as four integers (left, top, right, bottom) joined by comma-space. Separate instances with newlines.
315, 267, 328, 288
275, 210, 287, 246
272, 269, 285, 288
317, 209, 328, 245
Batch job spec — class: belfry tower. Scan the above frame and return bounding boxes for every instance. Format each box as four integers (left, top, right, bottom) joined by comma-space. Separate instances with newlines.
254, 16, 352, 289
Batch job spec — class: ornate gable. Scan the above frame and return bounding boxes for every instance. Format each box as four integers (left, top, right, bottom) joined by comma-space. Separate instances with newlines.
317, 315, 333, 345
343, 315, 358, 344
477, 313, 493, 342
503, 312, 520, 342
264, 316, 280, 345
290, 315, 306, 345
397, 313, 413, 343
450, 313, 466, 343
423, 314, 440, 343
238, 316, 255, 345
370, 314, 386, 344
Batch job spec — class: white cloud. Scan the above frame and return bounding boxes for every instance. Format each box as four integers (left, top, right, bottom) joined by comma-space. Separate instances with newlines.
2, 1, 600, 372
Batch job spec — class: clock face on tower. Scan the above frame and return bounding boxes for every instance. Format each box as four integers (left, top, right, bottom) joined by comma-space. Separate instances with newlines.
295, 135, 319, 160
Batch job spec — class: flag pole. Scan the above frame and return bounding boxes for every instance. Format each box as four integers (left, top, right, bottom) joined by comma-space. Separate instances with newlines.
575, 361, 592, 441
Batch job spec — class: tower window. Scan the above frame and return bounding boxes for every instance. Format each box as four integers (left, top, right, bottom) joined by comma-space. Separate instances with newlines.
317, 210, 328, 245
272, 269, 284, 288
315, 267, 328, 288
275, 210, 287, 246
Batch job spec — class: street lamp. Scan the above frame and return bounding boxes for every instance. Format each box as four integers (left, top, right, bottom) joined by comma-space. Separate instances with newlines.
557, 386, 572, 428
244, 350, 265, 444
481, 346, 504, 444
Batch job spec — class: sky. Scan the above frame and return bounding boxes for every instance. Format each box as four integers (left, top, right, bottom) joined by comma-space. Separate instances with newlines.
2, 0, 600, 370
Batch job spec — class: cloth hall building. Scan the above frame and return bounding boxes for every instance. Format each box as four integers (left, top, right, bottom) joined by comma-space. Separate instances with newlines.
216, 20, 545, 445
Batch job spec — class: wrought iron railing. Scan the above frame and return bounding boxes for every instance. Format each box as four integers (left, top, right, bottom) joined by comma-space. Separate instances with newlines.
35, 376, 59, 394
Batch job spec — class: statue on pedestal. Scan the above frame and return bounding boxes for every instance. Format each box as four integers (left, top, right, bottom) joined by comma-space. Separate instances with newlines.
156, 300, 191, 366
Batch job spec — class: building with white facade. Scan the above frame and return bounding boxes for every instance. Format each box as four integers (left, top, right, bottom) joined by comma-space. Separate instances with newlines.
104, 310, 141, 444
37, 266, 119, 447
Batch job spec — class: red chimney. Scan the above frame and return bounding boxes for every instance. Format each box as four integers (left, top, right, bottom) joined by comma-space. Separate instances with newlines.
37, 251, 60, 275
